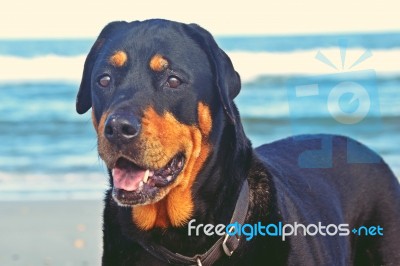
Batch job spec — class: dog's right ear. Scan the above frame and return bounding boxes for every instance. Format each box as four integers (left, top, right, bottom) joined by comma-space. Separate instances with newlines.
184, 23, 241, 125
76, 21, 127, 114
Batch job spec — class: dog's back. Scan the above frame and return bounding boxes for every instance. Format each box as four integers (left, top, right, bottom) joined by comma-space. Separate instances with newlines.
256, 134, 400, 265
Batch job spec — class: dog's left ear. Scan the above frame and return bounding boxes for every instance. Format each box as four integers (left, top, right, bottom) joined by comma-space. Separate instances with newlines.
76, 21, 128, 114
186, 23, 241, 124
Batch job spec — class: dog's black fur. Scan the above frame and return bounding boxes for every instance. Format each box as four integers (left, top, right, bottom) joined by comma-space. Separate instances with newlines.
76, 19, 400, 265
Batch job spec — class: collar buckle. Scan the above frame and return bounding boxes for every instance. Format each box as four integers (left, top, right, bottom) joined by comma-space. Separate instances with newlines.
222, 226, 240, 256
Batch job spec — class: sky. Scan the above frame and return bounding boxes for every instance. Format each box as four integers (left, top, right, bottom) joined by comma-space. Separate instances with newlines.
1, 0, 399, 38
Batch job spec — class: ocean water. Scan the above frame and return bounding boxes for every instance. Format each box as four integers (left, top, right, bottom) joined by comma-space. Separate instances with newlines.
0, 33, 399, 200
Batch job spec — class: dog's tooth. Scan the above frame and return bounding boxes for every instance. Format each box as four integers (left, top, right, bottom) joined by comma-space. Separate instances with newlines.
143, 169, 149, 183
177, 160, 183, 168
166, 176, 172, 182
138, 181, 144, 190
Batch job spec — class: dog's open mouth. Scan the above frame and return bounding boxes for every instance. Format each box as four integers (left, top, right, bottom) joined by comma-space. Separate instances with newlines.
111, 154, 185, 206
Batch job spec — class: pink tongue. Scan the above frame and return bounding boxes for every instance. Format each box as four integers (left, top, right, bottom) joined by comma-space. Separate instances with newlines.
112, 165, 146, 191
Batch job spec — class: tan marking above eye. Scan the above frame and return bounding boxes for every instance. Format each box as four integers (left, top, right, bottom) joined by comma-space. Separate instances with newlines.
110, 51, 128, 67
150, 54, 169, 72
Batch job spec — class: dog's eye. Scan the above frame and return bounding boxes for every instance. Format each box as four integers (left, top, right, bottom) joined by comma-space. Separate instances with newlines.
98, 75, 111, 87
167, 76, 181, 88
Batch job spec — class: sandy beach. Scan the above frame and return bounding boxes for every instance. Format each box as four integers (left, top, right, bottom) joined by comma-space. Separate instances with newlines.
0, 200, 103, 266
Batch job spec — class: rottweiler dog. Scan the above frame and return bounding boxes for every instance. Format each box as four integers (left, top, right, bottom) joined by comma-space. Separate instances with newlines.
76, 19, 400, 265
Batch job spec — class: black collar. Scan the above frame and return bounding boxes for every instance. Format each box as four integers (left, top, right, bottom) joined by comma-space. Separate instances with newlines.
137, 179, 250, 266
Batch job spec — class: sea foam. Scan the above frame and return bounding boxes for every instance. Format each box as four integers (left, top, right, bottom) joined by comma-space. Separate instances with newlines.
0, 49, 399, 83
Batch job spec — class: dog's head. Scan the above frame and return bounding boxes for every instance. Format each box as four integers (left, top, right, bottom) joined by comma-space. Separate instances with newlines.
76, 19, 243, 229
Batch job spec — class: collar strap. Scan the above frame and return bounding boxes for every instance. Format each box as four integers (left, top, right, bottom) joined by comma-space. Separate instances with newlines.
138, 179, 250, 266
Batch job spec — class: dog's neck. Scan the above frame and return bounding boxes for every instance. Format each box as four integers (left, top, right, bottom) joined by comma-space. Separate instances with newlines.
192, 124, 253, 225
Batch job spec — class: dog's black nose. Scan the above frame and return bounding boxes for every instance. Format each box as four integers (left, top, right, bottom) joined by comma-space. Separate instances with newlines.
104, 113, 141, 143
